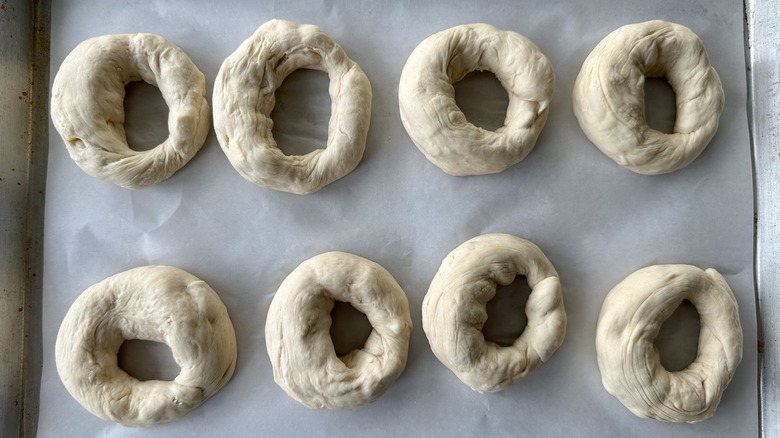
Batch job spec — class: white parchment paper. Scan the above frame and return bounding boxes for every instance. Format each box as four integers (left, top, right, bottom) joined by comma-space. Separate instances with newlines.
40, 0, 756, 436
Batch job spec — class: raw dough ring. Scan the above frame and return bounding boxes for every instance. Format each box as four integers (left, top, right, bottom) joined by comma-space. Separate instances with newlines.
50, 34, 210, 189
265, 252, 412, 409
214, 19, 372, 195
55, 266, 237, 427
596, 264, 743, 423
422, 233, 566, 393
572, 20, 724, 175
399, 24, 554, 176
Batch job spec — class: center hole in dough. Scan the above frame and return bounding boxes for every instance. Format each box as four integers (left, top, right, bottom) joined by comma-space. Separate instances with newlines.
644, 77, 677, 134
483, 275, 531, 347
271, 69, 331, 156
329, 301, 372, 357
453, 71, 509, 132
117, 339, 179, 381
123, 82, 169, 152
655, 300, 701, 372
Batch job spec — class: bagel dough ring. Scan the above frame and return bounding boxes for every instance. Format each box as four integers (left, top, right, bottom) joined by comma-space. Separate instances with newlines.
50, 34, 210, 189
596, 264, 743, 423
399, 24, 554, 176
55, 266, 237, 427
213, 20, 372, 195
572, 20, 724, 175
265, 252, 412, 409
422, 233, 566, 393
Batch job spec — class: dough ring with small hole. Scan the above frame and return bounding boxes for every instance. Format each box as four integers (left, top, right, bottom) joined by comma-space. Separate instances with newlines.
213, 19, 372, 195
50, 34, 210, 189
55, 266, 237, 427
572, 20, 724, 175
399, 24, 554, 176
422, 233, 566, 393
596, 264, 743, 423
265, 252, 412, 409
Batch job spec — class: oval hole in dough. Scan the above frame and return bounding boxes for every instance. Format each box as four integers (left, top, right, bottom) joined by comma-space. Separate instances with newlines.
453, 70, 509, 132
123, 81, 169, 152
329, 300, 372, 358
644, 77, 677, 134
482, 275, 530, 347
655, 299, 701, 372
117, 339, 180, 381
271, 69, 331, 156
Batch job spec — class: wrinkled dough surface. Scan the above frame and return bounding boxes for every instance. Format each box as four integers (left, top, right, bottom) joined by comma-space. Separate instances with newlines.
50, 33, 210, 189
572, 20, 724, 175
55, 266, 237, 427
596, 264, 742, 423
265, 252, 412, 409
422, 233, 566, 393
399, 23, 554, 176
213, 19, 372, 195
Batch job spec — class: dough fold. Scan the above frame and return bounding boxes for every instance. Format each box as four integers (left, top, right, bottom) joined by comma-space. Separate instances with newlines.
265, 252, 412, 409
55, 266, 237, 426
214, 19, 372, 194
51, 34, 210, 189
572, 20, 724, 174
596, 264, 742, 423
399, 24, 554, 176
422, 233, 566, 392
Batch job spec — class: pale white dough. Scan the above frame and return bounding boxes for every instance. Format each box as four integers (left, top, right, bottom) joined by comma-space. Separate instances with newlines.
572, 20, 724, 175
213, 20, 372, 195
265, 252, 412, 409
399, 24, 554, 176
422, 233, 566, 393
55, 266, 237, 427
596, 264, 743, 423
50, 34, 210, 189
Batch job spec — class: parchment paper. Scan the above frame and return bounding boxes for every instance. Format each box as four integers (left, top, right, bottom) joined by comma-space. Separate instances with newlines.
40, 0, 756, 436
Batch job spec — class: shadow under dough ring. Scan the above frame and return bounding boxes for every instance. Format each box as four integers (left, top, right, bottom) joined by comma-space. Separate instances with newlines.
55, 266, 237, 427
213, 19, 372, 195
422, 233, 566, 393
265, 252, 412, 409
50, 34, 210, 189
572, 20, 724, 175
399, 23, 554, 176
596, 264, 743, 423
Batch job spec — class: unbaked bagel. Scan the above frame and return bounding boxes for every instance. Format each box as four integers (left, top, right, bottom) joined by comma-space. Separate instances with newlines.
50, 33, 210, 189
55, 266, 237, 427
214, 19, 372, 195
572, 20, 724, 175
399, 23, 554, 176
265, 251, 412, 409
422, 233, 566, 393
596, 264, 743, 423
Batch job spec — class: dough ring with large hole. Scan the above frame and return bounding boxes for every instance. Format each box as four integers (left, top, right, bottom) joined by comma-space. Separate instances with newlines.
213, 19, 372, 195
55, 266, 237, 427
422, 233, 566, 393
50, 34, 210, 189
572, 20, 724, 175
265, 251, 412, 409
596, 264, 743, 423
399, 24, 554, 176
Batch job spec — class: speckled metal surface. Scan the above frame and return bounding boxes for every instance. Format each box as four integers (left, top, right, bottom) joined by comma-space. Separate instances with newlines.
0, 0, 49, 436
745, 1, 780, 436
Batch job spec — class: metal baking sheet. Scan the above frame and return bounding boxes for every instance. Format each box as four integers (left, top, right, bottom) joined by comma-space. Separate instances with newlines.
746, 0, 780, 435
1, 0, 778, 436
0, 0, 49, 436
